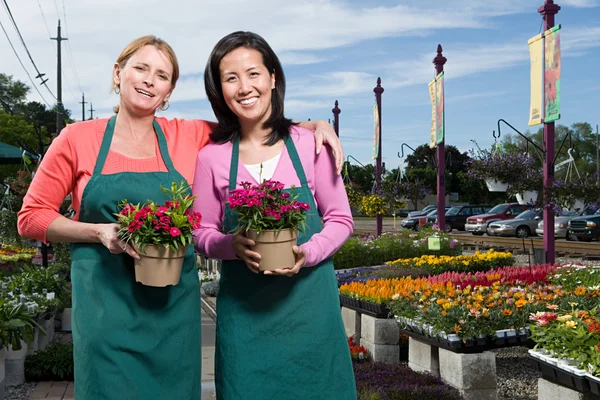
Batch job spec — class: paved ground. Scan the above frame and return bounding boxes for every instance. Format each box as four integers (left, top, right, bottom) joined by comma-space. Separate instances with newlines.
30, 296, 218, 400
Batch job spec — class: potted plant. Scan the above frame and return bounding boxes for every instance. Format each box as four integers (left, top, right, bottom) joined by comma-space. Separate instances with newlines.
115, 181, 202, 287
469, 148, 542, 195
227, 180, 310, 271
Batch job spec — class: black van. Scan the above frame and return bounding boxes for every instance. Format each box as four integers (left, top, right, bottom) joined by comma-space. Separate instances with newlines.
428, 205, 491, 232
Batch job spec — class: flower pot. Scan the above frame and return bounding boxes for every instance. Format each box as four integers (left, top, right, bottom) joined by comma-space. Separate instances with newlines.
133, 244, 186, 287
485, 179, 508, 192
6, 340, 27, 386
246, 229, 298, 272
61, 307, 72, 331
516, 191, 538, 205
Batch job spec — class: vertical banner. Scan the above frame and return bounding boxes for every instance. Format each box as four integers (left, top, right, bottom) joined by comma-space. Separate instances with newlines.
528, 33, 543, 126
428, 79, 437, 148
372, 103, 379, 160
544, 24, 561, 123
435, 72, 445, 145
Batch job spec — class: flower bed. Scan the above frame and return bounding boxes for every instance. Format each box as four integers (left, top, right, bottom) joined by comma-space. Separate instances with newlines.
353, 361, 463, 400
386, 249, 514, 275
340, 264, 600, 344
333, 230, 461, 270
0, 244, 36, 273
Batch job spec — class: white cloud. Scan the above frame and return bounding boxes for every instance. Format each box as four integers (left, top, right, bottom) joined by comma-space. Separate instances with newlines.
559, 0, 599, 7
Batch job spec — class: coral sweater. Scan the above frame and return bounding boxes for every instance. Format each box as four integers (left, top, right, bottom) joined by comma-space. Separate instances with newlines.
192, 126, 353, 268
18, 117, 212, 243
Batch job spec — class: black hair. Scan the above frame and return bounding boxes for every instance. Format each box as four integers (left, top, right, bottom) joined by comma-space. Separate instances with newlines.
204, 31, 295, 145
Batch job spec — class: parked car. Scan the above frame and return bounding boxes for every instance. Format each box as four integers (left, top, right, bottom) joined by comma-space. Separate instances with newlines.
487, 209, 543, 238
567, 208, 600, 242
402, 207, 450, 230
407, 205, 437, 218
535, 207, 597, 240
428, 205, 491, 232
395, 208, 416, 218
465, 203, 530, 236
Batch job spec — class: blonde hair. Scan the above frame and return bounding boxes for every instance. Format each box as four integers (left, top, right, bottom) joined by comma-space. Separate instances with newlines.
112, 35, 179, 113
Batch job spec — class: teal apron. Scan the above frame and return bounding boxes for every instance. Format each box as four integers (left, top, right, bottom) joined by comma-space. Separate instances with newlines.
215, 136, 357, 399
70, 116, 201, 399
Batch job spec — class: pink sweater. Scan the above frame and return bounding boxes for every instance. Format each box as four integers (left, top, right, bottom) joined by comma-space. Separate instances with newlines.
192, 126, 353, 268
18, 117, 212, 243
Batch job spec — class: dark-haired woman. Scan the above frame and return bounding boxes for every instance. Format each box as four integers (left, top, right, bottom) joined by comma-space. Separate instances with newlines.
192, 31, 357, 399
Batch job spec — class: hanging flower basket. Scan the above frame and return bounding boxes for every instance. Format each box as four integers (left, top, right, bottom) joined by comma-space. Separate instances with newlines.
516, 191, 538, 205
485, 179, 508, 193
133, 244, 187, 287
246, 229, 298, 271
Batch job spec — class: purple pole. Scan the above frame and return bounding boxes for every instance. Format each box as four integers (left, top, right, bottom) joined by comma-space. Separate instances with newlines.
374, 78, 384, 236
539, 0, 560, 265
433, 45, 447, 232
332, 100, 341, 137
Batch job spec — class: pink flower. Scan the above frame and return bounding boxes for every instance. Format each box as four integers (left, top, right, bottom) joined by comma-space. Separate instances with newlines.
169, 227, 181, 237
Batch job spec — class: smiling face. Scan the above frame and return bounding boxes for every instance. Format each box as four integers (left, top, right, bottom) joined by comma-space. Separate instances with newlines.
219, 47, 275, 131
113, 45, 174, 116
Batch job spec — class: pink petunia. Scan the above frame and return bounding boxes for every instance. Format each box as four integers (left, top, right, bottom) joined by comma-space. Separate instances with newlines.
170, 227, 181, 237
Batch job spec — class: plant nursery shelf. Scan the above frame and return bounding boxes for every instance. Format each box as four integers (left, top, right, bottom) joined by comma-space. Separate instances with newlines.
529, 355, 594, 394
339, 295, 390, 318
399, 327, 533, 354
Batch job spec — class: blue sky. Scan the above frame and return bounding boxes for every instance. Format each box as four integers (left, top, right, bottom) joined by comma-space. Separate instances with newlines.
1, 0, 599, 168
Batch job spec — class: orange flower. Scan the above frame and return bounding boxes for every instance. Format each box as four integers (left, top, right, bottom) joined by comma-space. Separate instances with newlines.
515, 299, 527, 308
574, 286, 586, 296
453, 325, 461, 333
502, 309, 513, 316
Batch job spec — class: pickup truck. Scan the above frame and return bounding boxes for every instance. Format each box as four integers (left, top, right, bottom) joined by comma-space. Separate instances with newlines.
567, 208, 600, 242
465, 203, 529, 236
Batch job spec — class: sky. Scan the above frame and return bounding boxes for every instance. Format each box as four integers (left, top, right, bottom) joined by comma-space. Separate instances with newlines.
1, 0, 599, 169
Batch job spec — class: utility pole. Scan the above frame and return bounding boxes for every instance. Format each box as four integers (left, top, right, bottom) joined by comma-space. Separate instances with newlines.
433, 45, 447, 232
89, 103, 95, 120
79, 93, 87, 121
51, 20, 67, 135
539, 0, 560, 265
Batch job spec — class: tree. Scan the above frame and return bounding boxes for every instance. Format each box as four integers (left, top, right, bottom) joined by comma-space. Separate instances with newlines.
344, 162, 375, 194
0, 73, 29, 114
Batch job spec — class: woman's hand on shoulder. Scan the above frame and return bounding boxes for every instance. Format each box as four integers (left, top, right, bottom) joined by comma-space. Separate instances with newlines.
97, 223, 140, 259
296, 120, 344, 175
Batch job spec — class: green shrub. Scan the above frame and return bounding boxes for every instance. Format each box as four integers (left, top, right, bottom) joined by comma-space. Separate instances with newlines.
333, 230, 461, 270
25, 341, 74, 381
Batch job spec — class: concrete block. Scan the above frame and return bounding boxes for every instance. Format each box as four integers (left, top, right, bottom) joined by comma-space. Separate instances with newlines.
37, 317, 54, 350
361, 338, 399, 364
361, 314, 399, 345
27, 328, 39, 355
538, 378, 599, 400
341, 307, 357, 338
5, 341, 27, 386
439, 348, 497, 400
408, 336, 439, 377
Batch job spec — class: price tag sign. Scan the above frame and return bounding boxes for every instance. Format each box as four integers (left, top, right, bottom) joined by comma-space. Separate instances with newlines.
428, 236, 441, 251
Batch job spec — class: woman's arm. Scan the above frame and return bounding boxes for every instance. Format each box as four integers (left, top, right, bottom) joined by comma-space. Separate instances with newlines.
191, 152, 238, 260
295, 120, 344, 175
18, 127, 136, 258
300, 142, 354, 267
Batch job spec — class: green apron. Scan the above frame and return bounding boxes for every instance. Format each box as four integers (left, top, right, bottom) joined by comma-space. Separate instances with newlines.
70, 116, 201, 399
215, 136, 357, 399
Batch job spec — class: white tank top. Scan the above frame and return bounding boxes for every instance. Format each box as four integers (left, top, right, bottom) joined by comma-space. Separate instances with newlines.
243, 153, 281, 183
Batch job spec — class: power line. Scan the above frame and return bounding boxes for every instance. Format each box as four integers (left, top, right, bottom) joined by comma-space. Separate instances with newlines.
0, 18, 51, 106
37, 0, 56, 52
61, 0, 82, 93
2, 0, 57, 100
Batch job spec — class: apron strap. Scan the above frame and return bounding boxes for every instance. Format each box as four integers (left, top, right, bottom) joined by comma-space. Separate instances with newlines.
92, 116, 176, 176
229, 137, 240, 191
283, 134, 319, 215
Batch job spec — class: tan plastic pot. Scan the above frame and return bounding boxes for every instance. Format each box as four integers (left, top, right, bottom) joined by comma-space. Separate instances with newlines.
133, 244, 186, 287
246, 229, 298, 271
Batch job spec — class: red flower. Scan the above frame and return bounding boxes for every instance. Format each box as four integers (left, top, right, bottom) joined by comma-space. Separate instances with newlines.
170, 227, 181, 237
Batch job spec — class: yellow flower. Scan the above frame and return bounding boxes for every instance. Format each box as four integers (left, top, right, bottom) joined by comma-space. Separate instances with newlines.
515, 299, 527, 308
557, 315, 573, 322
565, 320, 577, 329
